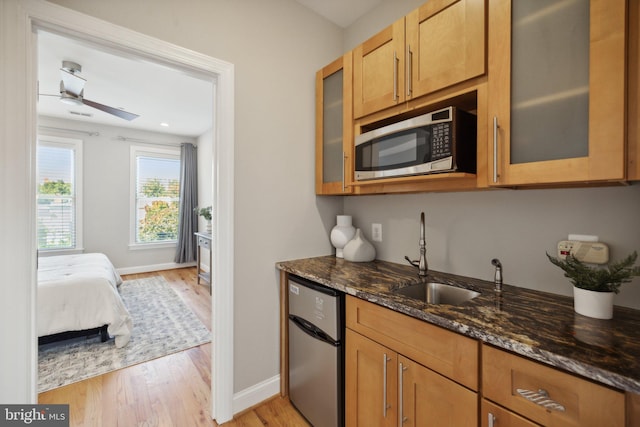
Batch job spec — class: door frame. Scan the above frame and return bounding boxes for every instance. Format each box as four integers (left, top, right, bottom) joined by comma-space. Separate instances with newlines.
1, 0, 235, 422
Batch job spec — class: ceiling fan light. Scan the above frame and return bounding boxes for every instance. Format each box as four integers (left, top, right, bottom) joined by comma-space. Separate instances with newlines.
60, 92, 83, 106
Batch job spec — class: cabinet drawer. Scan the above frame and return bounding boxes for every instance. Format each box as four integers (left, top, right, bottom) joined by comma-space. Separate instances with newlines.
198, 237, 211, 250
346, 295, 478, 390
482, 344, 624, 427
482, 399, 541, 427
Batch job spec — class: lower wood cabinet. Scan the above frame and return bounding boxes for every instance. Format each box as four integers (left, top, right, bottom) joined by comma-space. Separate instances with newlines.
482, 399, 541, 427
345, 296, 478, 426
482, 344, 625, 427
339, 295, 630, 427
346, 329, 477, 426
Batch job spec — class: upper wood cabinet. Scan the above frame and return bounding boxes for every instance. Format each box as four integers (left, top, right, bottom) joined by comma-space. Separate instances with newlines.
353, 0, 486, 119
406, 0, 485, 101
353, 18, 406, 119
315, 52, 353, 195
487, 0, 627, 187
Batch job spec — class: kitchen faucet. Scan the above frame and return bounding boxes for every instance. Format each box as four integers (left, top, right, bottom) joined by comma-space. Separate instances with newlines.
404, 212, 428, 277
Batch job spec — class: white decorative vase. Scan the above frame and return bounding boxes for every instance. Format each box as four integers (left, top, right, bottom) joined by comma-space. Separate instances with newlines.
343, 228, 376, 262
573, 286, 614, 320
206, 220, 212, 233
330, 215, 356, 258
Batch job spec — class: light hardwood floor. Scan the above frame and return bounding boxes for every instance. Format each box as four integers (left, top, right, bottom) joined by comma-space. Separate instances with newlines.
39, 267, 310, 427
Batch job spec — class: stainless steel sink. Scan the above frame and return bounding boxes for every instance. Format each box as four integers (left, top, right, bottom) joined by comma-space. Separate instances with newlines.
394, 282, 480, 305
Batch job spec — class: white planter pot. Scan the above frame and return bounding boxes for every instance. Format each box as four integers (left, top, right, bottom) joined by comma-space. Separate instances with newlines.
573, 286, 614, 320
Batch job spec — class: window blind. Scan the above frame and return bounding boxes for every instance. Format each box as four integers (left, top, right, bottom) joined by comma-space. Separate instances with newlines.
36, 144, 76, 250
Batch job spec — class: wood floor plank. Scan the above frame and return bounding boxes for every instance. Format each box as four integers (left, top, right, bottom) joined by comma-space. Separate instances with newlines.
38, 268, 306, 426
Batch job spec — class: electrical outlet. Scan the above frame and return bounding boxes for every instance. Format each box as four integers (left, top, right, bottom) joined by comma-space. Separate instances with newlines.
557, 240, 609, 264
372, 223, 382, 242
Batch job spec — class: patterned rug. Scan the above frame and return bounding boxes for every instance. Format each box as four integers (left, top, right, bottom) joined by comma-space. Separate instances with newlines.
38, 276, 211, 392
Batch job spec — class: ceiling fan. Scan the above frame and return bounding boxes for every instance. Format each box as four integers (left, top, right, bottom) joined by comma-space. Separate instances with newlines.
40, 60, 139, 121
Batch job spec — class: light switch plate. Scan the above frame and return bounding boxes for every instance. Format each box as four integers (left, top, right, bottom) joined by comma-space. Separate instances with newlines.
557, 240, 609, 264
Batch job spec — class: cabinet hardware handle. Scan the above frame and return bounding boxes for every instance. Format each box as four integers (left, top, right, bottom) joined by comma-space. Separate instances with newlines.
406, 45, 412, 97
399, 363, 408, 424
488, 412, 496, 427
383, 354, 391, 417
342, 151, 346, 192
393, 51, 399, 102
493, 116, 499, 183
516, 388, 566, 412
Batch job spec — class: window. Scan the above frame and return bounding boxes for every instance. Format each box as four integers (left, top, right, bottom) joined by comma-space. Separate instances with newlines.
130, 146, 180, 246
36, 136, 83, 251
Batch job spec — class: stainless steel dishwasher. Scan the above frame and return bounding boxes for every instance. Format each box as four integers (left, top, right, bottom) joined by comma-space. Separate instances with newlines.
288, 275, 344, 427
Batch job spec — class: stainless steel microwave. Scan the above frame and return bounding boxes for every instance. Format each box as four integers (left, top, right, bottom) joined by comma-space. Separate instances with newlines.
354, 106, 476, 181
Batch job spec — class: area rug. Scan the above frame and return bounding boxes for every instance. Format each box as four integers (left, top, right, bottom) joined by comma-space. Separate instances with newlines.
38, 276, 211, 392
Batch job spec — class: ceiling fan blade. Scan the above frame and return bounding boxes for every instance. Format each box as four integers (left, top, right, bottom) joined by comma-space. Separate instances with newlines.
82, 98, 139, 121
60, 68, 86, 96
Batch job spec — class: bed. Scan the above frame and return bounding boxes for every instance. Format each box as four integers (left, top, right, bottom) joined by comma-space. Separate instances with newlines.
37, 253, 133, 348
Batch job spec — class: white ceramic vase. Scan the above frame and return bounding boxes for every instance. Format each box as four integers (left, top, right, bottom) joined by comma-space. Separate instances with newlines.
343, 228, 376, 262
573, 286, 614, 319
206, 220, 212, 234
330, 215, 356, 258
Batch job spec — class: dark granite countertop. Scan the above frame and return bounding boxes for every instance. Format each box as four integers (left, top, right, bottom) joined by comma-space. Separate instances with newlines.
276, 255, 640, 394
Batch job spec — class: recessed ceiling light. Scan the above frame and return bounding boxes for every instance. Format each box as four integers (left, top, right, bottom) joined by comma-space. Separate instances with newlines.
160, 122, 169, 127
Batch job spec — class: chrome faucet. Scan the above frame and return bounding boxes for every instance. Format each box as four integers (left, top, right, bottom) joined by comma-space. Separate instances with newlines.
491, 258, 503, 293
404, 212, 428, 277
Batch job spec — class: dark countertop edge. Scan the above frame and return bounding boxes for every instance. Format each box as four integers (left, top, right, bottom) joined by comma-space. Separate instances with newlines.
276, 260, 640, 395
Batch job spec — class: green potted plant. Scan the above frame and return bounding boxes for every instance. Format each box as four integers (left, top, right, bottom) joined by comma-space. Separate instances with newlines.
546, 251, 640, 319
194, 206, 212, 233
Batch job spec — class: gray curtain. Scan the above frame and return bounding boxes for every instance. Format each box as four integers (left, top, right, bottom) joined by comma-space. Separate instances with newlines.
174, 143, 198, 263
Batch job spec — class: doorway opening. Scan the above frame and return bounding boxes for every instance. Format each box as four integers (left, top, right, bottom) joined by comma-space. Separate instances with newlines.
24, 3, 235, 423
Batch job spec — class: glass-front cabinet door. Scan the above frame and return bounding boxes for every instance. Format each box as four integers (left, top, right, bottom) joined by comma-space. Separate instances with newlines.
488, 0, 626, 186
316, 52, 353, 195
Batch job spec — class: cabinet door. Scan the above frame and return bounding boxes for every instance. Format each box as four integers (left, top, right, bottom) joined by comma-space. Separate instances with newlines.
353, 18, 405, 119
488, 0, 626, 186
316, 52, 353, 195
346, 329, 397, 427
399, 355, 477, 427
482, 400, 541, 427
406, 0, 485, 100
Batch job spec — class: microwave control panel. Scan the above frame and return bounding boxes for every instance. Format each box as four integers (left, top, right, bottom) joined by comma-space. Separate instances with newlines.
431, 122, 452, 160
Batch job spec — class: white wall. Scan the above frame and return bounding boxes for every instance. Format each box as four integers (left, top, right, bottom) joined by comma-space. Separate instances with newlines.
38, 116, 197, 270
45, 0, 345, 394
342, 0, 640, 309
343, 0, 425, 51
344, 186, 640, 309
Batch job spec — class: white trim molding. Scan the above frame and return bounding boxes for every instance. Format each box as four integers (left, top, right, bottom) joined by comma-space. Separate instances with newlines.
2, 0, 235, 422
232, 375, 280, 415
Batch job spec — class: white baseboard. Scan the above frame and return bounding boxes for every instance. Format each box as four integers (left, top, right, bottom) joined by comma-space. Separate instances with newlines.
116, 261, 196, 275
233, 375, 280, 415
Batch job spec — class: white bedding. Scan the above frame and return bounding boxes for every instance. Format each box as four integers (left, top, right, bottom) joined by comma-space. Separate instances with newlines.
37, 253, 132, 348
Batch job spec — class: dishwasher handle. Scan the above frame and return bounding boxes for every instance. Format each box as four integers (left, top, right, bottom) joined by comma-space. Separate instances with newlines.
289, 314, 340, 347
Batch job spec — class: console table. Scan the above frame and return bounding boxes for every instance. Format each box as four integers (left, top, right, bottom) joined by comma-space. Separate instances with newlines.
195, 232, 212, 294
